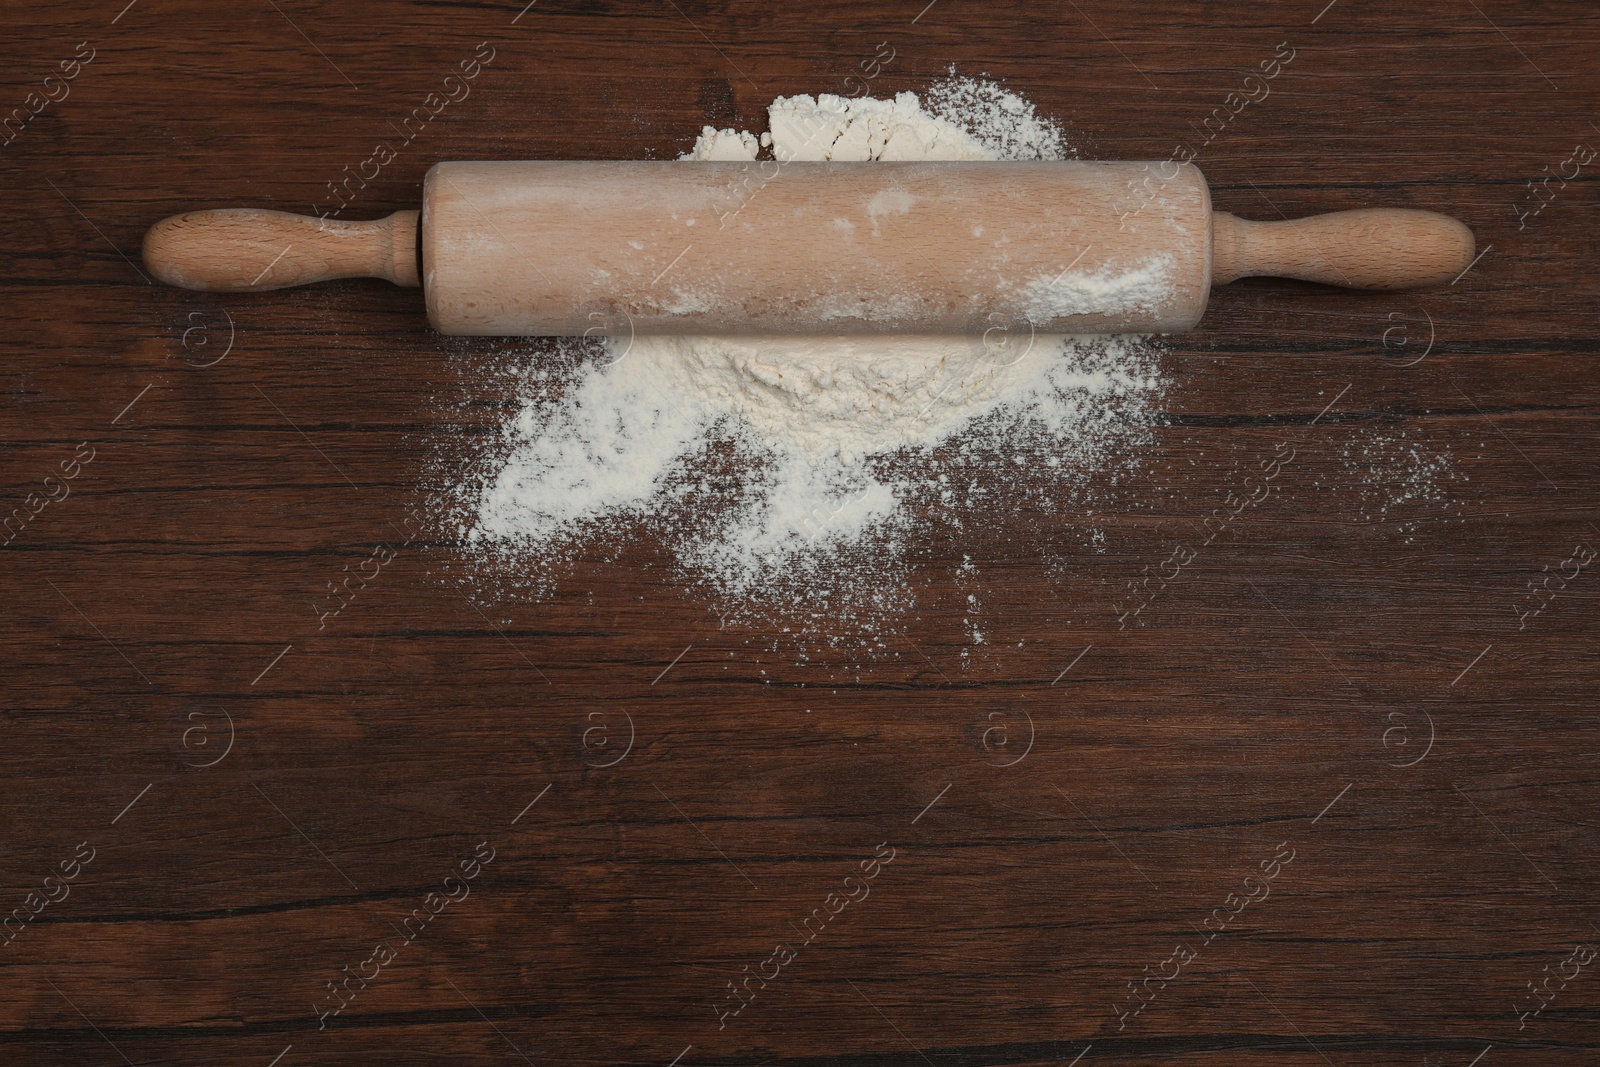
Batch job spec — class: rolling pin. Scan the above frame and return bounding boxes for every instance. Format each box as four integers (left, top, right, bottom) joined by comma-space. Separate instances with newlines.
143, 161, 1474, 336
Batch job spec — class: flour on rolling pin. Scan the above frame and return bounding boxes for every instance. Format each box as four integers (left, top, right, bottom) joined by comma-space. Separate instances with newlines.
422, 155, 1205, 335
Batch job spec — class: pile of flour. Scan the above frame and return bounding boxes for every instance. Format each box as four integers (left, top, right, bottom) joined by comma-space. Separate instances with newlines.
450, 78, 1163, 648
690, 81, 1071, 162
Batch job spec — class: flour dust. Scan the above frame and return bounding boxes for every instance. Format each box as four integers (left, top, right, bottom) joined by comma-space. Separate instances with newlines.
1336, 426, 1465, 540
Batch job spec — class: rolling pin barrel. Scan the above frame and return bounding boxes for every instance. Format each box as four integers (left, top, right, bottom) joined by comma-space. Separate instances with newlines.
421, 160, 1212, 336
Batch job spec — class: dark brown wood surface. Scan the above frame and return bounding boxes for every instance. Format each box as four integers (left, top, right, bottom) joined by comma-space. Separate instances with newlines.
3, 2, 1599, 1064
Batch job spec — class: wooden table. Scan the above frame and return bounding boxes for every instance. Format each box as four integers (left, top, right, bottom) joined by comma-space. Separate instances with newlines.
3, 2, 1598, 1064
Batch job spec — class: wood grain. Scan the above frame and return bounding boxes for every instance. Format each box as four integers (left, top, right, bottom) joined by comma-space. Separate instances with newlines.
143, 208, 421, 291
2, 2, 1598, 1065
421, 159, 1211, 335
1211, 207, 1475, 288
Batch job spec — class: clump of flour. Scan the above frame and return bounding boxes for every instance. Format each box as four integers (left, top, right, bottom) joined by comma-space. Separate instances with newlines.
450, 78, 1163, 650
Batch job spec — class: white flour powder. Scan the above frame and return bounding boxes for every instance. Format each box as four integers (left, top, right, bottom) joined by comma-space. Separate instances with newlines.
1337, 427, 1464, 541
1021, 256, 1176, 322
450, 78, 1164, 649
690, 80, 1072, 162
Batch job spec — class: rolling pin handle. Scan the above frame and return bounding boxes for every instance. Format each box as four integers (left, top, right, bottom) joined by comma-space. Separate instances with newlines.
1211, 208, 1475, 290
142, 208, 421, 292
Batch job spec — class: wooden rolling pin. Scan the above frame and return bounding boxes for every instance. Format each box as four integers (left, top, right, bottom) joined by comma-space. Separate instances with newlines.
143, 161, 1474, 336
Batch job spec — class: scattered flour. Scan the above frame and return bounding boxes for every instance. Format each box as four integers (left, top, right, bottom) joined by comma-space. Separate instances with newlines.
449, 77, 1164, 651
1338, 427, 1464, 540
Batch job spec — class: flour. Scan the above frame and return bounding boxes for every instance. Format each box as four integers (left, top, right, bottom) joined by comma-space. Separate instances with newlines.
1021, 256, 1177, 322
1337, 427, 1464, 541
685, 126, 762, 161
688, 79, 1071, 163
451, 77, 1163, 651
